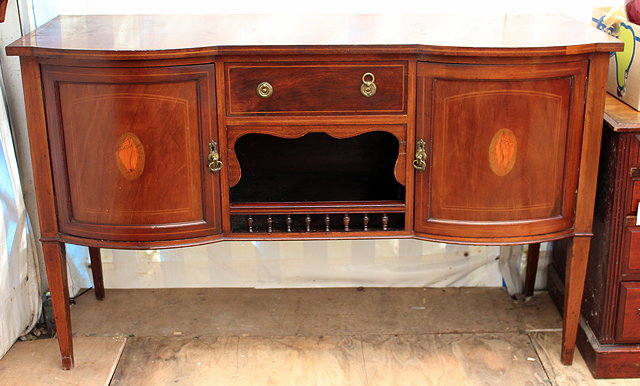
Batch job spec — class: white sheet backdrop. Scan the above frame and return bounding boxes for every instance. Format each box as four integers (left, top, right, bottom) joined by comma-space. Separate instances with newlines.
0, 81, 40, 359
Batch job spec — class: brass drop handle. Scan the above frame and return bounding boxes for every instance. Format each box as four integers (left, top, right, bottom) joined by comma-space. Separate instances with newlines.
413, 139, 427, 171
208, 140, 223, 173
360, 72, 377, 97
257, 81, 273, 98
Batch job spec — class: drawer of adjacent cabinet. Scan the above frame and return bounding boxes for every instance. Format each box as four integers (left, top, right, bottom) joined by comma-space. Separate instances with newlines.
616, 282, 640, 342
633, 175, 640, 214
225, 62, 407, 116
622, 217, 640, 275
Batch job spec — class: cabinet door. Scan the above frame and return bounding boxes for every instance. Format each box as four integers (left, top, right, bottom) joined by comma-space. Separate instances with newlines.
414, 62, 587, 242
43, 65, 221, 241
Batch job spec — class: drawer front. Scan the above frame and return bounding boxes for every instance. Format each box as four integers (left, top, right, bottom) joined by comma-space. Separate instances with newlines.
616, 282, 640, 342
226, 62, 406, 116
623, 218, 640, 273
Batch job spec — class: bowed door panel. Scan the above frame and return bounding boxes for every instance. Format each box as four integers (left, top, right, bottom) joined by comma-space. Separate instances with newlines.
42, 65, 222, 241
414, 61, 588, 242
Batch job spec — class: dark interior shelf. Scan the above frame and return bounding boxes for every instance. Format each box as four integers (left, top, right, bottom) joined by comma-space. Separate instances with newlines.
231, 173, 404, 202
230, 131, 405, 203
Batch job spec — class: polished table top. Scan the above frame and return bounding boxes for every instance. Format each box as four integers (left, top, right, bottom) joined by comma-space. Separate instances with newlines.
6, 14, 621, 59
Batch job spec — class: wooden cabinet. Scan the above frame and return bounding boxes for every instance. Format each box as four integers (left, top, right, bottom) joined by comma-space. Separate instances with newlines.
5, 15, 621, 370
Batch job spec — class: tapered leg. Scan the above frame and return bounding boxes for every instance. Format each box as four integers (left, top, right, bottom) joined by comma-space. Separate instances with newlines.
88, 247, 105, 301
561, 236, 591, 365
43, 242, 74, 370
523, 243, 541, 297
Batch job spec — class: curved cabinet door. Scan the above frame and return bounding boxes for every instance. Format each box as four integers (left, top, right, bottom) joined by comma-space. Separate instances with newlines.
414, 61, 588, 243
42, 65, 221, 242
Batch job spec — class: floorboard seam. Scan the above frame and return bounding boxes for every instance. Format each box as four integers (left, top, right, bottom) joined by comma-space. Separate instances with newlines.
525, 328, 562, 333
527, 333, 554, 386
235, 336, 240, 378
107, 337, 128, 386
359, 332, 369, 386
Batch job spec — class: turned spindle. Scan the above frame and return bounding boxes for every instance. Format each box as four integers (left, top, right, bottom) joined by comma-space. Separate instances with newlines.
343, 214, 350, 231
247, 216, 254, 233
363, 213, 369, 231
305, 215, 311, 232
286, 215, 292, 232
382, 213, 389, 231
325, 214, 330, 232
267, 215, 273, 233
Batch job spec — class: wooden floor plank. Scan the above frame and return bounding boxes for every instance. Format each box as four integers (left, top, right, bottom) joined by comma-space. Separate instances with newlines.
529, 331, 640, 386
70, 288, 561, 338
110, 336, 239, 385
0, 336, 125, 386
236, 335, 367, 386
361, 333, 549, 385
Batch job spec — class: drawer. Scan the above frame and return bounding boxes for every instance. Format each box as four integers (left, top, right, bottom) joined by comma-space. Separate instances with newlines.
225, 62, 406, 116
616, 282, 640, 342
623, 217, 640, 274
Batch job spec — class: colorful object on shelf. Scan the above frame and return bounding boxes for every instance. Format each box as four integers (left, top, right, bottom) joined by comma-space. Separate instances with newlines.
626, 0, 640, 24
593, 7, 640, 110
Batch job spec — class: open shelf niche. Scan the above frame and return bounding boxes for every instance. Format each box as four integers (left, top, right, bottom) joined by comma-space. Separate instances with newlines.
229, 131, 406, 233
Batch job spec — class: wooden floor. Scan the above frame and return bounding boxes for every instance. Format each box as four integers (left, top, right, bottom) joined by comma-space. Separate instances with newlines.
1, 288, 640, 385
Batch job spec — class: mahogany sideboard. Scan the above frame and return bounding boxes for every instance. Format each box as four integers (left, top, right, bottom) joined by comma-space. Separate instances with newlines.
549, 95, 640, 378
5, 15, 621, 370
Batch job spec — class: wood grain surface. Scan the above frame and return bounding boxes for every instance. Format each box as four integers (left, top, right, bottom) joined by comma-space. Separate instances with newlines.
237, 336, 366, 386
361, 333, 548, 386
41, 64, 221, 242
604, 94, 640, 132
6, 15, 621, 59
0, 337, 125, 386
70, 288, 562, 338
110, 337, 239, 386
414, 61, 586, 241
109, 333, 555, 385
529, 331, 640, 385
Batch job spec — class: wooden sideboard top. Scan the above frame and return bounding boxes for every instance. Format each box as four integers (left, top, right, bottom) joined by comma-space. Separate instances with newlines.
604, 94, 640, 133
6, 14, 621, 59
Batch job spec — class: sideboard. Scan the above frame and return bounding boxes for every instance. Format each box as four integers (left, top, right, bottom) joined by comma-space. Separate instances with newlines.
6, 14, 621, 370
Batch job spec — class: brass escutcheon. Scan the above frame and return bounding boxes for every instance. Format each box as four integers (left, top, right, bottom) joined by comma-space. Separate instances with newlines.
413, 139, 427, 171
257, 81, 273, 98
360, 72, 377, 97
207, 140, 223, 173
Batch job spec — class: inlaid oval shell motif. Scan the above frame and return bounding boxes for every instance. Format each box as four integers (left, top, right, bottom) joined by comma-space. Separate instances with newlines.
489, 128, 517, 176
116, 132, 145, 180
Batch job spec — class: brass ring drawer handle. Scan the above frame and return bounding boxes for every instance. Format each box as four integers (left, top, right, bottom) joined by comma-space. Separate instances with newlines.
208, 140, 223, 173
257, 81, 273, 98
413, 139, 427, 171
361, 72, 377, 97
